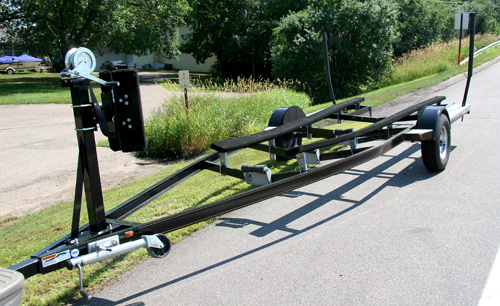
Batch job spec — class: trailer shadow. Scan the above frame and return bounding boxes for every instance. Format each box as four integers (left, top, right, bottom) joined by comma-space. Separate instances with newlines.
76, 143, 456, 306
219, 143, 453, 238
189, 155, 304, 210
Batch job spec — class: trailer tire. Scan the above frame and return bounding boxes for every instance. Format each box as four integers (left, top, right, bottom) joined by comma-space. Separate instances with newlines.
147, 234, 171, 258
6, 68, 14, 75
421, 114, 451, 171
268, 106, 305, 161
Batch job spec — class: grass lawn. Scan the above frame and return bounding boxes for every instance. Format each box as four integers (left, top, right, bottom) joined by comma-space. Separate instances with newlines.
0, 71, 101, 105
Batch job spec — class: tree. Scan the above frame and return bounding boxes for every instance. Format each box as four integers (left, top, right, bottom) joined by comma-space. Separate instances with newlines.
7, 0, 189, 61
393, 0, 456, 57
272, 0, 398, 103
107, 0, 191, 59
463, 0, 497, 34
0, 0, 23, 45
181, 0, 309, 78
393, 0, 500, 57
0, 0, 23, 24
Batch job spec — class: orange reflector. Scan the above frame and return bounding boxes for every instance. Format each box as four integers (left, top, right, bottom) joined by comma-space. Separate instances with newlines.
124, 231, 134, 238
42, 254, 57, 261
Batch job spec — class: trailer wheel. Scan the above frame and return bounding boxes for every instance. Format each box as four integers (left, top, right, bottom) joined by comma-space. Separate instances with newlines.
6, 69, 14, 75
147, 234, 171, 258
268, 106, 305, 161
421, 114, 451, 171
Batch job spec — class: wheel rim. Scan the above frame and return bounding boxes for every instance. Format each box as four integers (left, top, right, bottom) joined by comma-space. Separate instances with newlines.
439, 125, 449, 159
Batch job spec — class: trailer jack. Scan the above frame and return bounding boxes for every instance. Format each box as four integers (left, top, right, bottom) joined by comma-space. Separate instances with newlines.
69, 234, 170, 300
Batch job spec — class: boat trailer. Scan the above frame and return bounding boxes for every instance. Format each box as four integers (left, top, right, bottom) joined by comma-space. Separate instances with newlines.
7, 15, 476, 301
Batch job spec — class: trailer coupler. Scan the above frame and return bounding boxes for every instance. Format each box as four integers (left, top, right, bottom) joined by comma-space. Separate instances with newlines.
67, 234, 171, 299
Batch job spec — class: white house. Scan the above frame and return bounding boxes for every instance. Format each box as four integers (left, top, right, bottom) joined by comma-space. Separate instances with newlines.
94, 25, 216, 73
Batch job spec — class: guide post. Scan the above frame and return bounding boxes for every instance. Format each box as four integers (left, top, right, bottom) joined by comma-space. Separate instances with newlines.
179, 70, 190, 110
455, 13, 469, 65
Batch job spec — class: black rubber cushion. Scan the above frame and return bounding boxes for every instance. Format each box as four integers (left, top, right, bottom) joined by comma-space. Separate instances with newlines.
241, 164, 269, 174
210, 97, 365, 152
268, 106, 306, 127
99, 69, 146, 152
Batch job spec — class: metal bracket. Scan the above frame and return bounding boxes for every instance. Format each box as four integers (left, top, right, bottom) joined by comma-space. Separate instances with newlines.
269, 139, 276, 160
219, 152, 228, 176
143, 235, 165, 249
296, 153, 307, 172
337, 128, 358, 154
347, 139, 358, 153
87, 236, 119, 253
296, 149, 321, 173
242, 164, 272, 186
306, 149, 321, 165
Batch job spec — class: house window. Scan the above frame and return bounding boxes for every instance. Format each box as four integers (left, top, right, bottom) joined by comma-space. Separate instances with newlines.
141, 50, 148, 56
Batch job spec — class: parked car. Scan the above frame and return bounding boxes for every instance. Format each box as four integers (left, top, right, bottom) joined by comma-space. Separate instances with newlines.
100, 60, 128, 70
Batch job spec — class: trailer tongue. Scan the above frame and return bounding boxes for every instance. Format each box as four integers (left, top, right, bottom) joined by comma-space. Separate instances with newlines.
7, 13, 476, 301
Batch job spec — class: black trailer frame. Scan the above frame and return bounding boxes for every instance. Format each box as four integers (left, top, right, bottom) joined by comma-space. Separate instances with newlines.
9, 88, 471, 279
9, 13, 476, 300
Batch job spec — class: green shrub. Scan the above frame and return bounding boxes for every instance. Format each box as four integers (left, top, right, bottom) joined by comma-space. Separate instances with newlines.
142, 89, 311, 158
272, 0, 398, 104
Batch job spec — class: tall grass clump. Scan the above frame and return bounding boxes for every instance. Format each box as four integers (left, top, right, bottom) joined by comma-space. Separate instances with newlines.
380, 33, 500, 88
159, 76, 305, 93
143, 89, 310, 158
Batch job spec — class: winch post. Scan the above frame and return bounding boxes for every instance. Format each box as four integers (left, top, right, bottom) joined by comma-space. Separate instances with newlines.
66, 78, 107, 234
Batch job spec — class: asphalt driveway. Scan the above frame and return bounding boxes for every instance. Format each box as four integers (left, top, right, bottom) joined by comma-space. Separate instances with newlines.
0, 72, 179, 219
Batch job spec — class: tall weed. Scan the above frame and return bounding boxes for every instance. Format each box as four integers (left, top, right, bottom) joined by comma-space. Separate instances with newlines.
142, 89, 310, 158
379, 34, 500, 87
159, 76, 305, 93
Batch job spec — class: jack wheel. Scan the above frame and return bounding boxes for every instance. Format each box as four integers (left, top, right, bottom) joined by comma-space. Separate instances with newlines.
147, 234, 171, 258
421, 114, 451, 171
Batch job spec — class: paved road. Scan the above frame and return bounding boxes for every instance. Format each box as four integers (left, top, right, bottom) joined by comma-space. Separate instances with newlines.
73, 59, 500, 305
0, 72, 177, 219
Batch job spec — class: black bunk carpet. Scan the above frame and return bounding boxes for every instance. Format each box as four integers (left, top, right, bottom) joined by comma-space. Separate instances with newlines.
290, 96, 446, 155
210, 97, 365, 153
